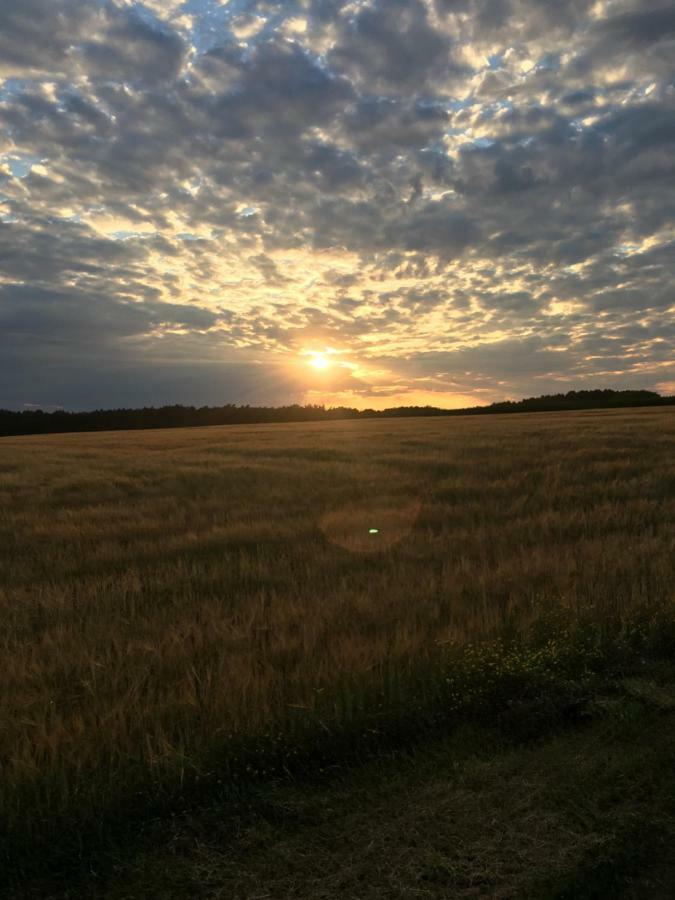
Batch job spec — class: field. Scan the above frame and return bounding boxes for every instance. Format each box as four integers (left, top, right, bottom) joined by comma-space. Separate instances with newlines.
2, 408, 675, 897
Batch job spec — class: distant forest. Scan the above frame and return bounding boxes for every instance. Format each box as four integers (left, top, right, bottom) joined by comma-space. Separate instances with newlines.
1, 390, 673, 437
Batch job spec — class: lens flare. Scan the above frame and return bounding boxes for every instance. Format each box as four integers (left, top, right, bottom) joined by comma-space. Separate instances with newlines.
319, 500, 421, 554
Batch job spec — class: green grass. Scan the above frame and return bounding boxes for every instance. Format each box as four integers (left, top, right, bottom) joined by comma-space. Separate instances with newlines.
1, 408, 674, 893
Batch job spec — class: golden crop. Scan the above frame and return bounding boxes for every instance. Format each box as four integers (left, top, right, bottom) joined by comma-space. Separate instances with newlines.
1, 408, 674, 850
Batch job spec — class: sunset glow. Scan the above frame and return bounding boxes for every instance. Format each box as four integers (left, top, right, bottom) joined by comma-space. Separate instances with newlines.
307, 352, 331, 371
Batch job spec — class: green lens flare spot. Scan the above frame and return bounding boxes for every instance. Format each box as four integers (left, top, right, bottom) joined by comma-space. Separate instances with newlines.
369, 528, 379, 534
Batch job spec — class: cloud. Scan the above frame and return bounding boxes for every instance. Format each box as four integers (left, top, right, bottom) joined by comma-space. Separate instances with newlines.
0, 1, 186, 80
329, 0, 465, 93
78, 9, 186, 85
0, 0, 673, 409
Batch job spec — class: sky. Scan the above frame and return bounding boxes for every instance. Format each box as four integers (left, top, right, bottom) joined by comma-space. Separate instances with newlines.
1, 0, 674, 411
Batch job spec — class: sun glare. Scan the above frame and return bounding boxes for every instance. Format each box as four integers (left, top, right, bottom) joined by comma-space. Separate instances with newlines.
308, 351, 330, 370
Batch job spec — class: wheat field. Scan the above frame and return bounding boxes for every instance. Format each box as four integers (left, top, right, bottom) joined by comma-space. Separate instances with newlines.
1, 407, 674, 876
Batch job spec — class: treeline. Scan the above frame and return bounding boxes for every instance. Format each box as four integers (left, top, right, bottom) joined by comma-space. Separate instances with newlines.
485, 389, 675, 414
1, 390, 673, 437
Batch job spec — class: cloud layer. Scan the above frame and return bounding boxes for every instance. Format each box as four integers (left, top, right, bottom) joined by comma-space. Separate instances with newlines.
1, 0, 673, 409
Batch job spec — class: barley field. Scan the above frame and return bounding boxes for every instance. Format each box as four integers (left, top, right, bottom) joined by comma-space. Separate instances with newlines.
2, 408, 674, 886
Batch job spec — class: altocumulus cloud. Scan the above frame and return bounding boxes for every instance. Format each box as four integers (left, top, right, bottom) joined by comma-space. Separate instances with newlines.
0, 0, 673, 409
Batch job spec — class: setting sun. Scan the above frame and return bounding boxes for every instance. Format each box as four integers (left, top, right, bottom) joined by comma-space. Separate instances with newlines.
308, 351, 330, 370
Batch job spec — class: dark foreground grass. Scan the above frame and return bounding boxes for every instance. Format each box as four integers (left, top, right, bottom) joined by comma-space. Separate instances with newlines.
9, 606, 675, 898
21, 656, 675, 899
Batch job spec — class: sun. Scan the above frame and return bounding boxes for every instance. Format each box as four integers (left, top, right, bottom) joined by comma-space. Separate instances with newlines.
308, 351, 330, 370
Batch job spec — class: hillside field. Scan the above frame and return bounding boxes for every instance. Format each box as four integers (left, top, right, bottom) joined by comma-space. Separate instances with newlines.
1, 407, 674, 897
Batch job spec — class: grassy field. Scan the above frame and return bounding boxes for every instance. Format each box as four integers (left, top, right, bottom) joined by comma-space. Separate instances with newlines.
1, 408, 674, 895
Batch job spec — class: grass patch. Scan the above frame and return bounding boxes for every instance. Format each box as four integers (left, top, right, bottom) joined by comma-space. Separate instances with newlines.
5, 605, 674, 893
26, 662, 675, 899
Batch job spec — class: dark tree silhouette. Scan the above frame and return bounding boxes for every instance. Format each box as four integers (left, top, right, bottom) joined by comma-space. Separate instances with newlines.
0, 390, 672, 437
